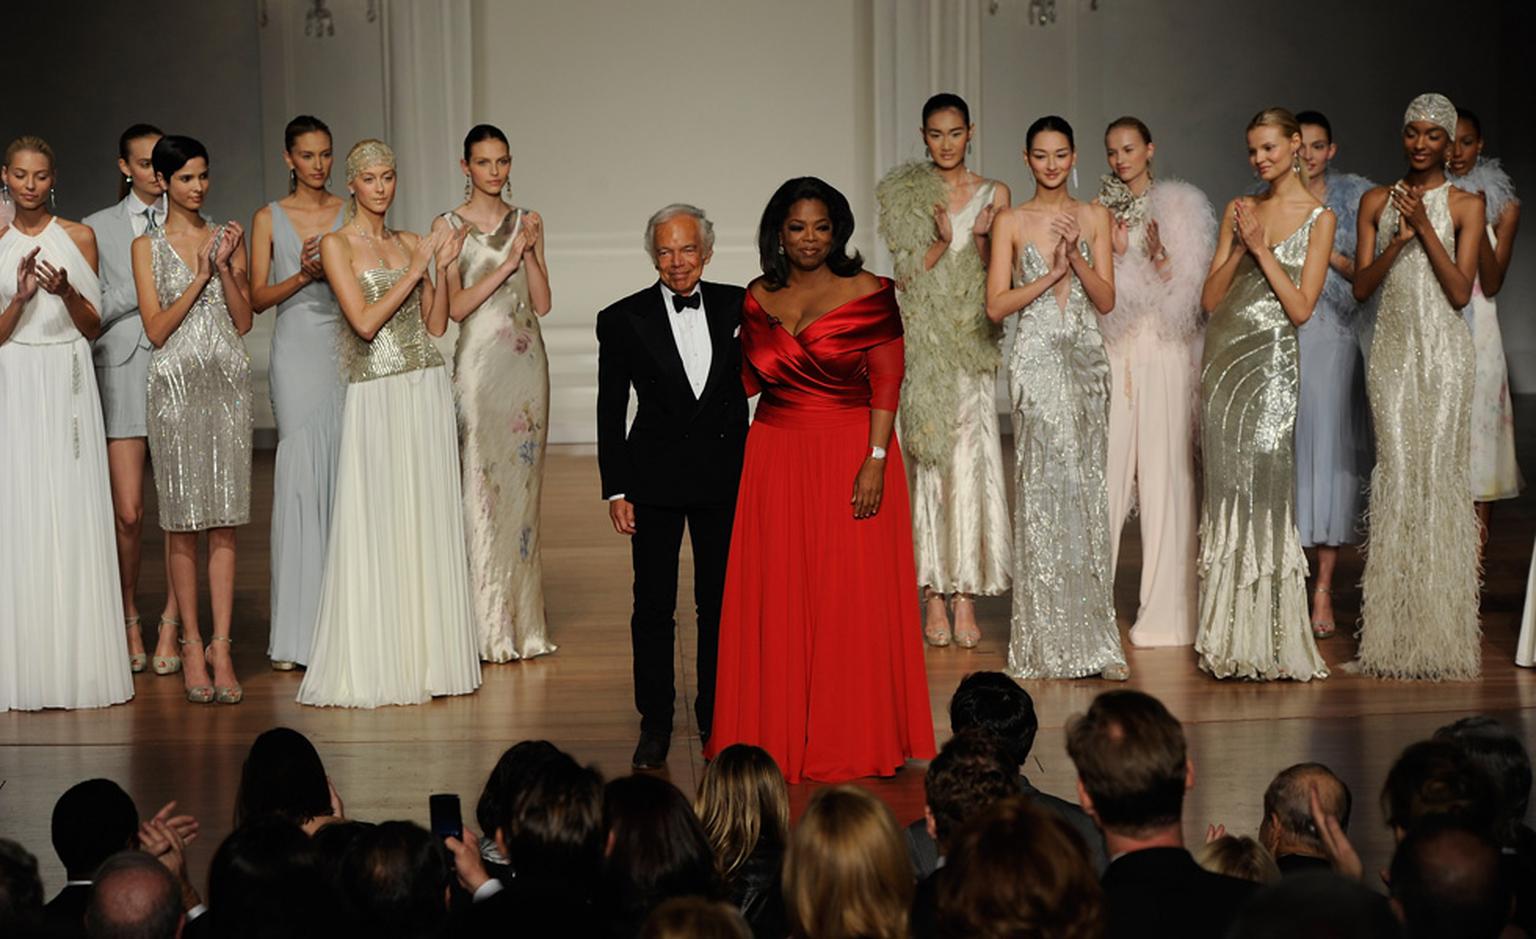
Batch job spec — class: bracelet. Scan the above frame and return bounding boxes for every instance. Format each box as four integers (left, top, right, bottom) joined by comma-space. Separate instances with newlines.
869, 445, 887, 460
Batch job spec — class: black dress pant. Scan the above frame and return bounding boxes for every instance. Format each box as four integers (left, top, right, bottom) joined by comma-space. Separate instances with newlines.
630, 500, 734, 736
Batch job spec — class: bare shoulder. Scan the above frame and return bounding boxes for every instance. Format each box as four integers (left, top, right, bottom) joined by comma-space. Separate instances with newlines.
989, 179, 1012, 206
1078, 200, 1111, 230
1448, 185, 1485, 214
252, 203, 272, 225
397, 230, 422, 247
57, 218, 95, 245
849, 269, 883, 294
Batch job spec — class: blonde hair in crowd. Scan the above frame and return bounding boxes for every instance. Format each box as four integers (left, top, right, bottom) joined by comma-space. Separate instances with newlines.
694, 745, 790, 881
784, 786, 912, 939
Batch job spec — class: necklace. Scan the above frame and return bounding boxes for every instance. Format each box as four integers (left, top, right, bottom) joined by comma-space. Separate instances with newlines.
353, 220, 395, 268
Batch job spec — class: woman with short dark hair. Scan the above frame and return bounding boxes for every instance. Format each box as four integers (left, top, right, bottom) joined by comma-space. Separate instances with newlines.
706, 177, 935, 783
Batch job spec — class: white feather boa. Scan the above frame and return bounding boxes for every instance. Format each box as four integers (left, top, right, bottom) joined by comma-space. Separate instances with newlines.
1098, 178, 1216, 348
1450, 156, 1519, 228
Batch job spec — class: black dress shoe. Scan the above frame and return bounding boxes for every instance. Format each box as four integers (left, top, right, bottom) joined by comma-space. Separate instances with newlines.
632, 731, 671, 770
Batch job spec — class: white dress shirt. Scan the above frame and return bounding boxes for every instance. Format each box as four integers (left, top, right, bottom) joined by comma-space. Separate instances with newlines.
659, 282, 712, 398
127, 191, 166, 236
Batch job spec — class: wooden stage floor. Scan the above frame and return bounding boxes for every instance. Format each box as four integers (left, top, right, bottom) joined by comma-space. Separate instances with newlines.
5, 411, 1536, 895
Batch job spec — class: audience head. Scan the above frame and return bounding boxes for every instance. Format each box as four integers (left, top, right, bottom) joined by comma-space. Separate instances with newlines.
340, 821, 452, 939
52, 778, 141, 880
1382, 739, 1498, 840
935, 795, 1102, 939
645, 204, 716, 295
498, 749, 605, 883
474, 739, 561, 843
641, 897, 753, 939
1065, 690, 1191, 838
235, 727, 331, 829
311, 819, 374, 886
603, 774, 721, 928
84, 851, 183, 939
948, 671, 1037, 769
0, 839, 43, 933
1433, 715, 1532, 842
1260, 762, 1351, 857
1194, 834, 1280, 885
117, 122, 164, 200
694, 744, 790, 881
207, 815, 329, 939
924, 729, 1019, 855
783, 785, 910, 939
1389, 816, 1510, 939
1228, 872, 1402, 939
757, 176, 863, 287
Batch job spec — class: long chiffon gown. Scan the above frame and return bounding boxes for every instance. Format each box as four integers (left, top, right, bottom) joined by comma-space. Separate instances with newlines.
0, 222, 133, 711
265, 202, 345, 666
447, 208, 555, 662
1356, 183, 1479, 680
706, 278, 936, 783
1196, 207, 1328, 681
298, 264, 481, 707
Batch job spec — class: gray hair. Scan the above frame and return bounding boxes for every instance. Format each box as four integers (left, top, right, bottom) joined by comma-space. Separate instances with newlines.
644, 203, 715, 263
85, 851, 182, 939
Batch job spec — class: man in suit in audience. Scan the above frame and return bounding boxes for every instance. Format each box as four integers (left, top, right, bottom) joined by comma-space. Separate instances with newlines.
44, 780, 142, 938
595, 204, 748, 770
1258, 762, 1351, 876
1390, 817, 1513, 939
1066, 690, 1257, 939
85, 852, 183, 939
907, 671, 1107, 877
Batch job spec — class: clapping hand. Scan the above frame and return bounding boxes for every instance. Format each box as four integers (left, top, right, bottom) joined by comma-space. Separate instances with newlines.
520, 211, 543, 255
36, 258, 73, 297
1049, 209, 1082, 248
1233, 199, 1265, 255
1144, 218, 1165, 262
300, 235, 326, 281
13, 247, 41, 303
1049, 237, 1071, 278
973, 202, 998, 239
436, 224, 469, 269
1111, 218, 1130, 257
932, 202, 954, 245
1390, 184, 1425, 242
1204, 823, 1228, 844
213, 222, 244, 268
147, 800, 200, 846
411, 228, 446, 275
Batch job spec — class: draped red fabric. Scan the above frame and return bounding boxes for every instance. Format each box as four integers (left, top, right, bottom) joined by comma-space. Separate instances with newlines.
708, 278, 936, 783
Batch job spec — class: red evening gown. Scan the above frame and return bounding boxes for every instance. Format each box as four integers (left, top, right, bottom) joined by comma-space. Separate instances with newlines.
706, 278, 936, 783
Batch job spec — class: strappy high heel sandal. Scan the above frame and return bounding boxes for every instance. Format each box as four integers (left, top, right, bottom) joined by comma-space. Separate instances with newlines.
1310, 586, 1337, 640
208, 636, 243, 705
952, 595, 981, 649
125, 615, 147, 673
180, 639, 213, 704
1101, 663, 1131, 682
152, 616, 183, 675
922, 590, 952, 647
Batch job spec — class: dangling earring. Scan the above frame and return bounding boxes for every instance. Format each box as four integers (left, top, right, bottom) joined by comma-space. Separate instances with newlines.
1071, 165, 1079, 191
49, 187, 57, 210
463, 177, 471, 201
777, 240, 785, 255
1146, 157, 1155, 183
288, 168, 298, 194
1291, 153, 1303, 176
502, 178, 511, 201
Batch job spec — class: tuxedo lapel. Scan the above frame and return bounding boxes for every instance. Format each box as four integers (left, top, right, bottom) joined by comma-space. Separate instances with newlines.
692, 283, 736, 416
634, 285, 692, 397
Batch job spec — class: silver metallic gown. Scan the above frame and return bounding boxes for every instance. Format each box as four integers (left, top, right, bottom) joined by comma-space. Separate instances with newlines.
1005, 240, 1125, 679
146, 228, 252, 531
1196, 206, 1328, 681
1357, 183, 1480, 680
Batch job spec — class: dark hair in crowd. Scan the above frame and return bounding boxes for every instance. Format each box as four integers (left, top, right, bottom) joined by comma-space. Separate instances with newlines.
117, 122, 163, 199
1105, 115, 1153, 145
475, 739, 561, 839
463, 123, 510, 161
641, 897, 753, 939
1263, 762, 1352, 852
922, 93, 971, 126
341, 822, 453, 939
235, 727, 332, 828
756, 176, 864, 289
1381, 739, 1498, 836
0, 839, 43, 931
925, 730, 1019, 853
603, 774, 723, 929
502, 751, 606, 883
208, 815, 330, 939
948, 671, 1038, 769
1295, 110, 1333, 142
1026, 114, 1075, 151
52, 778, 140, 880
1457, 109, 1483, 138
150, 135, 209, 183
1065, 690, 1187, 836
1434, 715, 1532, 845
1228, 871, 1401, 939
1389, 816, 1510, 939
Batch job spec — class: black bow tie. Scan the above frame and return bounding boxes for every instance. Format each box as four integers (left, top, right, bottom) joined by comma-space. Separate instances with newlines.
671, 291, 701, 313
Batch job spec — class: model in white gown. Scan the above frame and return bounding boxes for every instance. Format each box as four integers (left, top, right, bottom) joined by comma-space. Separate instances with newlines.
0, 218, 133, 711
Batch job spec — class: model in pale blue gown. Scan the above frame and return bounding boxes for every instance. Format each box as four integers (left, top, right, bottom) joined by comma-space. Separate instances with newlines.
266, 202, 345, 667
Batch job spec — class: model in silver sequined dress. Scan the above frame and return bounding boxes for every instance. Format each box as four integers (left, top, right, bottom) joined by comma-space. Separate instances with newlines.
146, 227, 253, 531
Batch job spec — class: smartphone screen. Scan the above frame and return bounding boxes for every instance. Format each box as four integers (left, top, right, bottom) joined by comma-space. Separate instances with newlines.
429, 793, 462, 842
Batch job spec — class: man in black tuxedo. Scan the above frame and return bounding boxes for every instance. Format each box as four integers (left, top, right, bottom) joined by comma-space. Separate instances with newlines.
596, 204, 748, 769
1065, 690, 1257, 939
1258, 762, 1352, 876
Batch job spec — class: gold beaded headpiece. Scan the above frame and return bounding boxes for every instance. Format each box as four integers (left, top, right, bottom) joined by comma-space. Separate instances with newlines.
1403, 93, 1457, 139
346, 138, 395, 183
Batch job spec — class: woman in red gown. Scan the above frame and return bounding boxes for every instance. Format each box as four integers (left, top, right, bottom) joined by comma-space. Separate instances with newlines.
706, 177, 936, 783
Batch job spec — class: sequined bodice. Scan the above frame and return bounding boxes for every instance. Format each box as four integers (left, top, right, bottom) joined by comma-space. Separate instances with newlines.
1014, 239, 1098, 327
1375, 182, 1456, 306
151, 229, 242, 353
1215, 206, 1324, 334
346, 267, 443, 382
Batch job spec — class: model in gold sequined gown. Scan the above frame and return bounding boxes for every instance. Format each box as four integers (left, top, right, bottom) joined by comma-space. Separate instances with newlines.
1357, 182, 1480, 680
1005, 241, 1125, 679
447, 208, 555, 662
298, 265, 482, 707
1196, 207, 1328, 681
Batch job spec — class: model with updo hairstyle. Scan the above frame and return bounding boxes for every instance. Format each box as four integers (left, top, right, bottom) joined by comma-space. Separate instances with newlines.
84, 122, 183, 677
1353, 94, 1485, 681
706, 175, 936, 782
246, 114, 347, 672
0, 134, 134, 712
985, 114, 1127, 682
131, 133, 255, 705
784, 786, 911, 939
431, 121, 555, 663
876, 92, 1013, 650
694, 744, 790, 937
1194, 106, 1334, 682
1094, 114, 1215, 651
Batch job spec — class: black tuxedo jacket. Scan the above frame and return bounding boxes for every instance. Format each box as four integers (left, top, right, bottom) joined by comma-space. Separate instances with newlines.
1101, 847, 1257, 939
595, 280, 748, 506
42, 883, 90, 938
